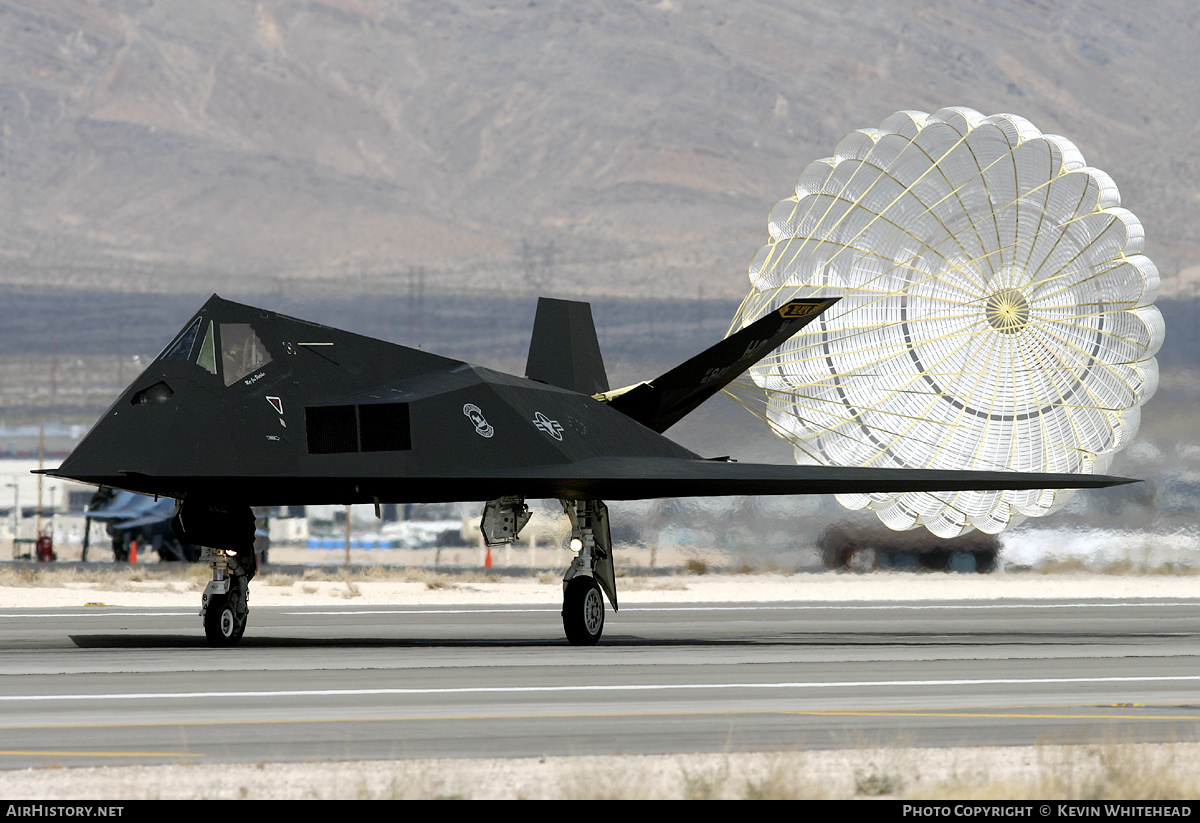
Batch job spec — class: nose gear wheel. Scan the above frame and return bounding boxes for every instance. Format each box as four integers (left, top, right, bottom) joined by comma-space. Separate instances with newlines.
203, 575, 248, 646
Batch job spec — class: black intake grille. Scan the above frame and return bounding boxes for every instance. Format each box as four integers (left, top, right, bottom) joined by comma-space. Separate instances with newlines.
305, 403, 411, 454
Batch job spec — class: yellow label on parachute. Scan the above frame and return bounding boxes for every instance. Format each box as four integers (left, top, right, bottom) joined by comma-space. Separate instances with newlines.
778, 301, 822, 319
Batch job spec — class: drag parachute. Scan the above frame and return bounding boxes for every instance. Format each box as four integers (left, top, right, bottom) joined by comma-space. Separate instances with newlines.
728, 107, 1163, 537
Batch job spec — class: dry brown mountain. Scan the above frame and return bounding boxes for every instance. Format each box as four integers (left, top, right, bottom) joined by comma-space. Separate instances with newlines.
1, 0, 1197, 301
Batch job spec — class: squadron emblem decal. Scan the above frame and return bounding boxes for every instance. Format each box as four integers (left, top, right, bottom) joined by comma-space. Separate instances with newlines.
532, 411, 564, 441
463, 403, 494, 438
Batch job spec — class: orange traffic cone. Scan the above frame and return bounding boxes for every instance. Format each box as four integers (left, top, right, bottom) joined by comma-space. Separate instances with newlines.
129, 540, 138, 564
485, 546, 492, 568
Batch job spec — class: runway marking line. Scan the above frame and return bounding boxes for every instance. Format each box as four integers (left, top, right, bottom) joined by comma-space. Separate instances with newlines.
0, 706, 1194, 735
781, 710, 1199, 720
0, 611, 199, 618
0, 750, 203, 759
284, 602, 1200, 616
3, 674, 1199, 702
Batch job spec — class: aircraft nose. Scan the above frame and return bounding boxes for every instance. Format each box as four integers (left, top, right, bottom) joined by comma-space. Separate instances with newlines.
55, 372, 192, 485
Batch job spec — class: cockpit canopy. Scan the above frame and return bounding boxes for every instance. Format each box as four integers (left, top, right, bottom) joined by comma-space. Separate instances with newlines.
160, 317, 273, 386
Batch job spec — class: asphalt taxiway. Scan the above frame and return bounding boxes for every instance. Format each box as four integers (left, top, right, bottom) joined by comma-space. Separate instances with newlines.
1, 598, 1197, 769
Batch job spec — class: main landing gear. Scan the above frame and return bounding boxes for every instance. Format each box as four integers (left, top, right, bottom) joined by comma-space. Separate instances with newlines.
480, 496, 619, 645
560, 499, 617, 645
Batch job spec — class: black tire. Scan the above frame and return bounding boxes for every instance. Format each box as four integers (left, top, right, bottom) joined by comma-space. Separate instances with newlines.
203, 583, 247, 646
562, 576, 604, 646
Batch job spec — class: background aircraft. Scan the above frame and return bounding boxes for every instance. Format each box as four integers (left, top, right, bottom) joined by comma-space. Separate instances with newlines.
44, 295, 1132, 646
84, 487, 199, 562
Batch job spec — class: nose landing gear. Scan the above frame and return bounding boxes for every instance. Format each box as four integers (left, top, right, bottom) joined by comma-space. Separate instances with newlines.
202, 555, 249, 645
173, 498, 257, 646
200, 546, 255, 646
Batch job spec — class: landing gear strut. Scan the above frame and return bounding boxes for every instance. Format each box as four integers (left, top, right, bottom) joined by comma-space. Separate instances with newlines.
560, 499, 617, 645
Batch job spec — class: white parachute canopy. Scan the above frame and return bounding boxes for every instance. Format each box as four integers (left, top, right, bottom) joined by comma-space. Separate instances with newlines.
727, 107, 1164, 538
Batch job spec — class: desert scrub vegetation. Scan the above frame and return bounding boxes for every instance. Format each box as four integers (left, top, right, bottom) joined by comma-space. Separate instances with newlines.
6, 742, 1197, 799
1022, 556, 1200, 576
912, 739, 1200, 800
0, 564, 206, 591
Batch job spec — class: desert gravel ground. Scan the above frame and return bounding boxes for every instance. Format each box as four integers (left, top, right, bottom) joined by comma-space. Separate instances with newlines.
2, 743, 1199, 800
2, 568, 1198, 608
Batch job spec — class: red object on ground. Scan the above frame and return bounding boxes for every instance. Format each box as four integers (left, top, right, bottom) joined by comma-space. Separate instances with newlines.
36, 534, 55, 562
485, 546, 492, 568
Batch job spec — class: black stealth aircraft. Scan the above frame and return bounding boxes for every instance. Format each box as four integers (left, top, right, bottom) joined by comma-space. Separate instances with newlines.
46, 295, 1133, 645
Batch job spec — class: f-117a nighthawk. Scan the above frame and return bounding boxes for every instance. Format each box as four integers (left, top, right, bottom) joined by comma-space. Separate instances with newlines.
45, 295, 1132, 646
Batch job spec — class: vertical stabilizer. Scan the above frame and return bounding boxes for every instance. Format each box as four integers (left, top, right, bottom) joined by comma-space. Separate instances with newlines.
525, 298, 609, 395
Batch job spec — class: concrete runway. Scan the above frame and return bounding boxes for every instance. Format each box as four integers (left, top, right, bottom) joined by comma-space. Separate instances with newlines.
1, 599, 1198, 769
